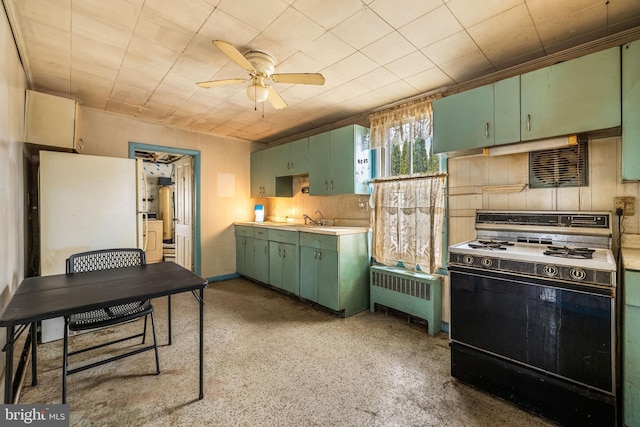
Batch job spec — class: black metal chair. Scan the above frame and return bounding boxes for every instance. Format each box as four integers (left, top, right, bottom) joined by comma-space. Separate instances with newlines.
62, 248, 160, 403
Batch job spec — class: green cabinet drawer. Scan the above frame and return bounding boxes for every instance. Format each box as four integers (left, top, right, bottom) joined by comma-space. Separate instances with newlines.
254, 228, 269, 240
299, 232, 338, 251
235, 225, 254, 238
267, 228, 298, 244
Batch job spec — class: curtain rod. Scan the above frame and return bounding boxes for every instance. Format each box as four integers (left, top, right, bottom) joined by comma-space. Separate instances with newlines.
370, 172, 447, 184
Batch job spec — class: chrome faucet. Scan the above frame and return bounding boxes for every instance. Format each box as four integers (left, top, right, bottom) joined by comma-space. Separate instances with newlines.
303, 213, 323, 226
315, 210, 325, 225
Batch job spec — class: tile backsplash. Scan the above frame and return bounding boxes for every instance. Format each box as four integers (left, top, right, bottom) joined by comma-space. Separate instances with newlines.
448, 136, 637, 247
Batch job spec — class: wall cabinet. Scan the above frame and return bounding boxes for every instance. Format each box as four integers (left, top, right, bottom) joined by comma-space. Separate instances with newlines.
433, 47, 621, 154
520, 46, 620, 141
299, 231, 370, 316
308, 124, 371, 195
622, 40, 640, 180
250, 148, 292, 198
433, 76, 519, 153
623, 268, 640, 427
268, 228, 299, 295
25, 90, 83, 151
275, 137, 308, 176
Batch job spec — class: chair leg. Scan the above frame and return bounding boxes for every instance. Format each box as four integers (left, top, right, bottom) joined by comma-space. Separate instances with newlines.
150, 312, 160, 375
62, 317, 69, 404
142, 315, 148, 345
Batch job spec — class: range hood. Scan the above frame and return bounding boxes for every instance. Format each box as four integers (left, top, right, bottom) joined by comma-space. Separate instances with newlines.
483, 135, 578, 157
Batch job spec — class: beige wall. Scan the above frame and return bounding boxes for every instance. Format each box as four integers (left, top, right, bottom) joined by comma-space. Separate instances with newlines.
79, 107, 257, 279
0, 6, 27, 374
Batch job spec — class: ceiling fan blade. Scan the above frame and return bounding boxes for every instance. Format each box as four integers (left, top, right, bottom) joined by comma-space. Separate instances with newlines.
270, 73, 325, 85
267, 86, 288, 109
196, 78, 247, 88
212, 40, 255, 73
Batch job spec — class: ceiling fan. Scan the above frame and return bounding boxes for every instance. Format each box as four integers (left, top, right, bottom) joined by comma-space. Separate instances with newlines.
196, 40, 325, 110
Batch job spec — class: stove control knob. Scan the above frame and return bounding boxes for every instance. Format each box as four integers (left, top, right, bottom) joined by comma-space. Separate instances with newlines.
570, 268, 586, 281
463, 255, 474, 265
543, 265, 558, 277
481, 258, 493, 268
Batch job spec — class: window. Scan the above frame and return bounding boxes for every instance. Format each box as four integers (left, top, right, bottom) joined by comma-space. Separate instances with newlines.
369, 95, 441, 177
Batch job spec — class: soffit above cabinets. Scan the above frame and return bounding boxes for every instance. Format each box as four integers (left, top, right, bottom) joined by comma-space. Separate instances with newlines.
5, 0, 640, 143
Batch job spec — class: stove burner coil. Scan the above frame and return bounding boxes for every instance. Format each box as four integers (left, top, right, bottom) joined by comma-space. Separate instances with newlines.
469, 240, 515, 251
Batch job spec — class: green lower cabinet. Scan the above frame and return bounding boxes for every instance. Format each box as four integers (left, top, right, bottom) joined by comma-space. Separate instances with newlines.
316, 250, 339, 311
235, 235, 250, 276
269, 241, 299, 294
299, 232, 370, 317
253, 238, 269, 284
624, 268, 640, 427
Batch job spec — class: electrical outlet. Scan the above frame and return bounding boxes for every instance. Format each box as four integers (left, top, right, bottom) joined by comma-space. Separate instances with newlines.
614, 196, 635, 216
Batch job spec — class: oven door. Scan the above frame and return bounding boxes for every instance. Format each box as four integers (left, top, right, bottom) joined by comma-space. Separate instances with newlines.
450, 266, 614, 393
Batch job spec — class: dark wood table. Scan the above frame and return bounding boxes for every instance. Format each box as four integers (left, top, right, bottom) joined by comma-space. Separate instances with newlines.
0, 262, 208, 404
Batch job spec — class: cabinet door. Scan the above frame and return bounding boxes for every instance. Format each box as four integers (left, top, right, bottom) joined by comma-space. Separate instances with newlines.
317, 250, 339, 310
261, 148, 276, 197
280, 242, 298, 294
493, 76, 520, 146
520, 47, 621, 141
235, 236, 247, 275
309, 132, 331, 195
245, 237, 256, 279
253, 238, 269, 283
269, 241, 283, 289
274, 144, 291, 177
250, 151, 263, 197
623, 41, 640, 180
289, 138, 309, 175
433, 84, 494, 153
329, 126, 356, 195
300, 246, 319, 301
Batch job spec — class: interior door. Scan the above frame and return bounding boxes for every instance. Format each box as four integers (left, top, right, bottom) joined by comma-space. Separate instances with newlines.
174, 156, 193, 271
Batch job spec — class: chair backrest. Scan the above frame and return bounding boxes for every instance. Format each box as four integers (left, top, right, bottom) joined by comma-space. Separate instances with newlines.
66, 248, 146, 274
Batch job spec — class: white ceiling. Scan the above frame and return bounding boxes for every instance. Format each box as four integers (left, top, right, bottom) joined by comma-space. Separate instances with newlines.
5, 0, 640, 143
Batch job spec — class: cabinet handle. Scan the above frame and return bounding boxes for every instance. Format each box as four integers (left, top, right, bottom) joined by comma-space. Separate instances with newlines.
290, 161, 294, 170
282, 248, 286, 258
264, 246, 267, 254
318, 250, 322, 261
485, 122, 489, 138
330, 181, 334, 191
313, 250, 318, 259
526, 114, 531, 131
324, 181, 328, 190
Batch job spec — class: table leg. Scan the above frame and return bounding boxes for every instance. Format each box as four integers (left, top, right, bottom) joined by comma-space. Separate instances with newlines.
167, 295, 172, 345
199, 288, 204, 400
30, 322, 37, 386
4, 325, 14, 404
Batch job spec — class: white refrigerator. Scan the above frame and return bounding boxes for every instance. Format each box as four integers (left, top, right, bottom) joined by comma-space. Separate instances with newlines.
39, 151, 139, 342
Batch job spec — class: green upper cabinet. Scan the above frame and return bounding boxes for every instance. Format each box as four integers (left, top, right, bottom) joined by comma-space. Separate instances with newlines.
433, 76, 519, 153
251, 147, 293, 198
308, 124, 371, 195
622, 40, 640, 180
520, 46, 621, 141
275, 137, 309, 177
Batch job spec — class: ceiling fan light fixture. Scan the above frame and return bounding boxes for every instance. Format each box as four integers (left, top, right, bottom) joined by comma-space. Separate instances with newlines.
247, 84, 269, 103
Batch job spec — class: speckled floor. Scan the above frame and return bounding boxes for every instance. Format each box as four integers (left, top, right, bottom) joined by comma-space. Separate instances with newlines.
18, 278, 557, 426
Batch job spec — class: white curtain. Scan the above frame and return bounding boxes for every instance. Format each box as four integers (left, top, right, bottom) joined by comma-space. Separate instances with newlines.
369, 94, 440, 150
370, 174, 446, 273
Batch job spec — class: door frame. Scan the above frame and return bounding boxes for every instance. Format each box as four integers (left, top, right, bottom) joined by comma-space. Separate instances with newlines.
128, 142, 202, 275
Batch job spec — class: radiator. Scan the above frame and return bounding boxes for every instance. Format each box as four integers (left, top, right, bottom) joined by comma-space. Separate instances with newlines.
370, 265, 442, 336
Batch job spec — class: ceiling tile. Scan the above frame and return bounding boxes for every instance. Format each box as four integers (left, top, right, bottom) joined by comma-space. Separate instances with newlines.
398, 5, 462, 48
331, 7, 395, 50
216, 0, 290, 31
292, 0, 362, 29
446, 0, 523, 27
361, 31, 418, 66
438, 49, 494, 82
404, 67, 454, 92
259, 7, 325, 56
301, 32, 356, 68
369, 0, 442, 28
330, 51, 380, 81
467, 3, 544, 69
421, 30, 482, 66
143, 0, 214, 31
384, 51, 435, 79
